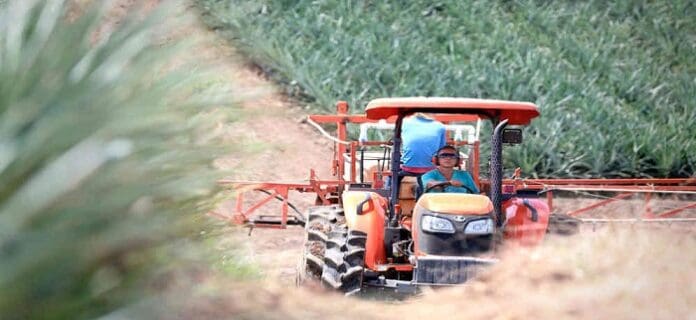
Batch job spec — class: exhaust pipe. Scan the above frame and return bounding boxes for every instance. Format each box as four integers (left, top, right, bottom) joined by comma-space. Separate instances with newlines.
491, 119, 508, 228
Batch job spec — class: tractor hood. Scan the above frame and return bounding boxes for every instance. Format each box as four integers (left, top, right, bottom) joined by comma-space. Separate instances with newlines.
416, 193, 493, 215
365, 97, 539, 125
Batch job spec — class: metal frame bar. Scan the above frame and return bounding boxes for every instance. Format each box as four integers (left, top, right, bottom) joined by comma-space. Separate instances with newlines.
566, 193, 634, 217
655, 202, 696, 218
216, 102, 696, 228
217, 169, 341, 228
496, 178, 696, 221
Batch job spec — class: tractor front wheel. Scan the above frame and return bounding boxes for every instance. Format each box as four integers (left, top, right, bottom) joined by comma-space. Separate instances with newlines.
321, 229, 367, 296
296, 205, 346, 286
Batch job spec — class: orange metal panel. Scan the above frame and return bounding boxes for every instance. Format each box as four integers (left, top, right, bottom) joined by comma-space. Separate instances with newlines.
365, 97, 539, 125
342, 191, 389, 268
503, 198, 550, 246
308, 113, 479, 124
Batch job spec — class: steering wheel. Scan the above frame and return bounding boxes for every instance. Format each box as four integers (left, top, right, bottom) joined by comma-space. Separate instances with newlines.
424, 181, 451, 193
424, 181, 476, 194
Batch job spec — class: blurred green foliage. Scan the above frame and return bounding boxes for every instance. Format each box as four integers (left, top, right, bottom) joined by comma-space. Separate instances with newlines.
0, 0, 234, 318
198, 0, 695, 178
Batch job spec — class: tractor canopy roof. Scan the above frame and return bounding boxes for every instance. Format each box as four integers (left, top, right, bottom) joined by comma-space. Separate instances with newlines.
365, 97, 539, 125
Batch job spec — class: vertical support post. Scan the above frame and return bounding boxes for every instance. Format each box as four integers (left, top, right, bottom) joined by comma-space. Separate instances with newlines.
546, 190, 554, 212
359, 144, 365, 183
280, 187, 289, 228
335, 101, 349, 185
235, 192, 244, 217
350, 141, 357, 183
471, 141, 481, 187
389, 115, 405, 226
643, 192, 653, 218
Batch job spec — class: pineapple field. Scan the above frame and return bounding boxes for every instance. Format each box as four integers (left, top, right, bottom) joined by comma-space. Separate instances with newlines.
0, 1, 693, 319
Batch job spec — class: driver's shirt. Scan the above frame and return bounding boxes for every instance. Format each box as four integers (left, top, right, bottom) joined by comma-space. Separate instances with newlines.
401, 116, 446, 170
420, 169, 479, 194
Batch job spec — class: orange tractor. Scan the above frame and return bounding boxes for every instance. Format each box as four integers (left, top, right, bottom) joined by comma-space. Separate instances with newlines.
296, 97, 557, 295
217, 97, 696, 295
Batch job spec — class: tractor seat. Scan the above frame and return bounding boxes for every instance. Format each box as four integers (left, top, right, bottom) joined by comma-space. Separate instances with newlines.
398, 176, 418, 220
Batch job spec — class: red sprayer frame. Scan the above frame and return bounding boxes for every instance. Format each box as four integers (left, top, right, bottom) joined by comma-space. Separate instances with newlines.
498, 178, 696, 221
215, 102, 696, 228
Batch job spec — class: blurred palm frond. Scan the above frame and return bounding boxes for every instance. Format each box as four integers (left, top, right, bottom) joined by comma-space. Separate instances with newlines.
0, 0, 234, 318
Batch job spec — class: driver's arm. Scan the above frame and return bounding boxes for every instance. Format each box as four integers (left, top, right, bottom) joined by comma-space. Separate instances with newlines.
456, 171, 480, 193
426, 180, 443, 188
420, 171, 438, 189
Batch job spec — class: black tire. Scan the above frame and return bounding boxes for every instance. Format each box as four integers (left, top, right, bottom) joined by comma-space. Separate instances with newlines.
296, 205, 346, 286
321, 229, 367, 296
547, 214, 581, 235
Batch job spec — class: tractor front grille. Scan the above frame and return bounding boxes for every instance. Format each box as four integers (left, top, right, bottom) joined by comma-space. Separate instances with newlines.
414, 256, 496, 285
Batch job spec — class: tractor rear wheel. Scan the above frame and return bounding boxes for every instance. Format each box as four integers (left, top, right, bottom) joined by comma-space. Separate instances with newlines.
296, 205, 346, 286
321, 229, 367, 296
547, 213, 581, 235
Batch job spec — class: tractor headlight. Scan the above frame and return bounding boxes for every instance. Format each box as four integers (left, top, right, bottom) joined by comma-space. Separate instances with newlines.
422, 215, 455, 234
464, 218, 494, 235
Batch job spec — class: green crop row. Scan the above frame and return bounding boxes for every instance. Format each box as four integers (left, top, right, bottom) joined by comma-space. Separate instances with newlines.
198, 0, 695, 178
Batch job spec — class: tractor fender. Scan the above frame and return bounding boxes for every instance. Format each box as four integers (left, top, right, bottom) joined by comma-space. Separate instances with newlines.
502, 197, 550, 246
342, 191, 388, 268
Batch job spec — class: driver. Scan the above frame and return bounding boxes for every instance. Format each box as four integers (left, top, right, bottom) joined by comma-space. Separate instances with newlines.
421, 145, 479, 194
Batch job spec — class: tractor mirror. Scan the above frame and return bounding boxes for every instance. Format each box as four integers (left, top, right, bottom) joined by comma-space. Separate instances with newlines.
502, 128, 523, 144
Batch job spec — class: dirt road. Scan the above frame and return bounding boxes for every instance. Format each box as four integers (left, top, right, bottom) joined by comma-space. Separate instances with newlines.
188, 7, 333, 286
